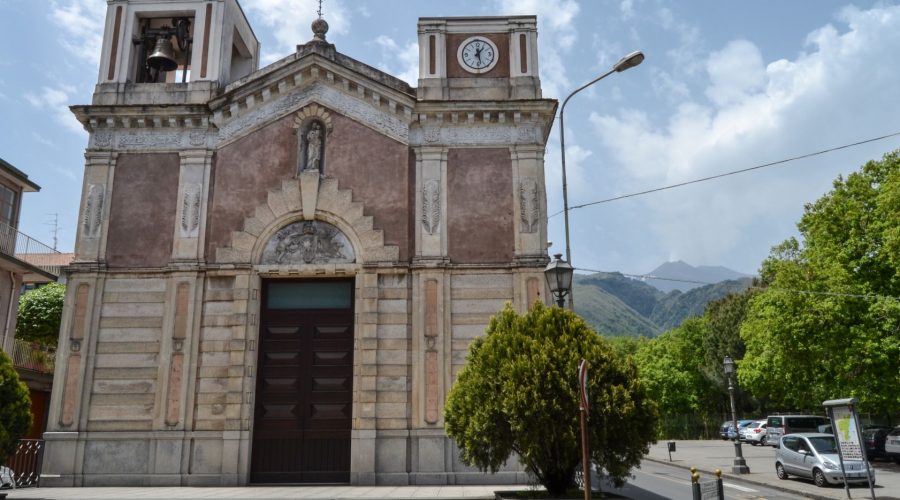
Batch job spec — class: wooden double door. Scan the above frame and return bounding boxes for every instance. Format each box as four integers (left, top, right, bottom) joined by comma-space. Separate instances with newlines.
251, 280, 354, 483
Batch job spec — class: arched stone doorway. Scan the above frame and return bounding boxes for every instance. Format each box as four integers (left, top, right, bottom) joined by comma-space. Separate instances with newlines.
251, 221, 357, 483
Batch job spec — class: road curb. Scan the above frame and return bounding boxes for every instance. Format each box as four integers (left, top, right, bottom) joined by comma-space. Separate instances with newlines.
643, 456, 834, 500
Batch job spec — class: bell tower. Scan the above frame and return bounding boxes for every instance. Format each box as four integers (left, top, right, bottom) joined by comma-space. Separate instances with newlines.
97, 0, 259, 90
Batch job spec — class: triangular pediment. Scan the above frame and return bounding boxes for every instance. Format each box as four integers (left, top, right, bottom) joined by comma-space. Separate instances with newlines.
209, 44, 416, 147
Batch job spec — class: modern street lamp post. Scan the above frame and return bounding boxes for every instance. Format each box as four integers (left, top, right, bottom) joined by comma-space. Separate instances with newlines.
558, 50, 644, 310
723, 355, 750, 474
544, 253, 574, 307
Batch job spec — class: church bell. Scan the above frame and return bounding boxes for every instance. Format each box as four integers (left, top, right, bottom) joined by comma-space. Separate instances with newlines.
147, 36, 178, 72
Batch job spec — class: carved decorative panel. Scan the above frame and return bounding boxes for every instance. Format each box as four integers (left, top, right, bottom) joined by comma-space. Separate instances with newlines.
82, 184, 105, 239
60, 354, 81, 426
527, 277, 541, 307
422, 180, 441, 235
180, 184, 202, 237
165, 352, 184, 426
424, 279, 438, 338
173, 282, 190, 340
260, 221, 355, 265
425, 350, 439, 424
519, 178, 539, 233
71, 283, 90, 340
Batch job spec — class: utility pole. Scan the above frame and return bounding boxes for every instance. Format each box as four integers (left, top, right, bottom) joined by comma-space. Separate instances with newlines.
45, 213, 59, 250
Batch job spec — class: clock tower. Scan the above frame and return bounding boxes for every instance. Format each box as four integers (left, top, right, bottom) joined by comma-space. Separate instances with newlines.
417, 16, 541, 100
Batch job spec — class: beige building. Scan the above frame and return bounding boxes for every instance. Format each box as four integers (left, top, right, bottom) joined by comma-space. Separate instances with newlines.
44, 0, 556, 486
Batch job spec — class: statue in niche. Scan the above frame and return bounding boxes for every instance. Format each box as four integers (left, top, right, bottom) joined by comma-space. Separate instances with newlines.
299, 120, 325, 174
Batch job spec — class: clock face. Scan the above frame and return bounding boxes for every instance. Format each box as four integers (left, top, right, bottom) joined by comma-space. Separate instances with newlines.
457, 36, 499, 74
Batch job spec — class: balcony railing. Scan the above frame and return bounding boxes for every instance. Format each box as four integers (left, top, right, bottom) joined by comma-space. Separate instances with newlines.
0, 220, 62, 277
10, 338, 56, 374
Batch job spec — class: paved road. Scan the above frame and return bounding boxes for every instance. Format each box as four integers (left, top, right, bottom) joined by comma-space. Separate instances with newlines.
602, 460, 803, 499
644, 439, 900, 500
1, 485, 521, 500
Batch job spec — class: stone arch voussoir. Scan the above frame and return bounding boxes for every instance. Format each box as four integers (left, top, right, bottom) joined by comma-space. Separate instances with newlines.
215, 175, 399, 265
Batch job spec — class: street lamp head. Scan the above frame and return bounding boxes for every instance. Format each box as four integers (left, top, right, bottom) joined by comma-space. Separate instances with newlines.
613, 50, 645, 72
723, 355, 735, 376
544, 253, 574, 307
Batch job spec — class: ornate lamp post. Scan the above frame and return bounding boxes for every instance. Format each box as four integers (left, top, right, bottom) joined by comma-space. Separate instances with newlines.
558, 50, 644, 310
723, 355, 750, 474
544, 253, 574, 307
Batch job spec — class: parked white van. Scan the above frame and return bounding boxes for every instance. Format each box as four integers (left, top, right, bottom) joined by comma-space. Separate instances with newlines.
766, 415, 829, 447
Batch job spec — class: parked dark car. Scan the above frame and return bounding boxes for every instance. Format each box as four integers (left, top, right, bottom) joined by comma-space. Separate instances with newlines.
862, 427, 892, 460
720, 421, 732, 440
720, 419, 754, 440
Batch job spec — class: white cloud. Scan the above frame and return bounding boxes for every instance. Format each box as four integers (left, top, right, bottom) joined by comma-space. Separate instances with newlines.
32, 133, 59, 149
24, 85, 83, 134
242, 0, 350, 57
588, 4, 900, 269
620, 0, 635, 21
705, 40, 765, 106
50, 0, 106, 65
372, 36, 418, 87
54, 166, 79, 181
650, 68, 690, 102
494, 0, 580, 98
654, 7, 704, 77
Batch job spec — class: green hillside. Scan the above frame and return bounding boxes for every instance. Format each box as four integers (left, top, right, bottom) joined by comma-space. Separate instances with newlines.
649, 279, 754, 330
573, 276, 661, 337
573, 273, 753, 337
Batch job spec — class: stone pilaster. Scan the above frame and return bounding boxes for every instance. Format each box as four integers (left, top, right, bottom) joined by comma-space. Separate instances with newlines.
351, 271, 380, 485
74, 151, 117, 263
172, 151, 213, 262
410, 271, 448, 427
413, 147, 448, 263
511, 145, 548, 261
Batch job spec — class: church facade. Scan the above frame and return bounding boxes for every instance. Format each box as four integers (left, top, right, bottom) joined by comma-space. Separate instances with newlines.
43, 0, 556, 486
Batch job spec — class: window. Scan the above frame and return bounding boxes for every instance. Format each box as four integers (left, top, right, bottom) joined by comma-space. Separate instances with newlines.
783, 436, 799, 451
809, 436, 837, 454
0, 184, 16, 227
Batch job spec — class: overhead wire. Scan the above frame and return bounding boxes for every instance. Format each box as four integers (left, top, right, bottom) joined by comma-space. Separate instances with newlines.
549, 131, 900, 218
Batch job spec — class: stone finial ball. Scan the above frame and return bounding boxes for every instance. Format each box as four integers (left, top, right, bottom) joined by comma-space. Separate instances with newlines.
312, 18, 329, 40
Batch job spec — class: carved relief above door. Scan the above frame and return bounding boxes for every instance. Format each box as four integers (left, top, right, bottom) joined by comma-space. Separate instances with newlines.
260, 221, 355, 265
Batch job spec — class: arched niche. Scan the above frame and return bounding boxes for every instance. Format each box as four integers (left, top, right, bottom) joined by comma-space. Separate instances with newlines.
260, 220, 355, 265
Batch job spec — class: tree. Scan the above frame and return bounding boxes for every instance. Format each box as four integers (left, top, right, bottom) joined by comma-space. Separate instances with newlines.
740, 151, 900, 414
16, 283, 65, 346
0, 350, 32, 461
444, 303, 658, 495
633, 318, 722, 438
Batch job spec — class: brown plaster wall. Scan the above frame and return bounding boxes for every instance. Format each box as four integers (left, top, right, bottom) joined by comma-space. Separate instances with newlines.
206, 108, 411, 261
206, 115, 297, 256
447, 148, 513, 263
446, 33, 510, 78
106, 153, 179, 268
321, 112, 411, 261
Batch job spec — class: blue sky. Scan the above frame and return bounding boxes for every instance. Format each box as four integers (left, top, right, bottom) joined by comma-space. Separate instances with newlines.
1, 0, 898, 276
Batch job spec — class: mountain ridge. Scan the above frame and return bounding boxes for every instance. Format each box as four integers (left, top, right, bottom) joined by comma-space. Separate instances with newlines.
644, 260, 753, 293
572, 262, 754, 337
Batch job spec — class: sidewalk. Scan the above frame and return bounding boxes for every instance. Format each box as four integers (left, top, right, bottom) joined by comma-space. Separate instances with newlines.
644, 439, 900, 500
2, 484, 528, 500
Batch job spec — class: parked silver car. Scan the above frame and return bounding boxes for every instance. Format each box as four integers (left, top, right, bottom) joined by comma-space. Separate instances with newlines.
775, 433, 875, 487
